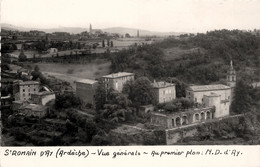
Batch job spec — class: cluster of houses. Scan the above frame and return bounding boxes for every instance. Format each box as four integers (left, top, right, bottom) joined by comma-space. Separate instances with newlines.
7, 60, 236, 129
75, 61, 236, 128
11, 80, 56, 118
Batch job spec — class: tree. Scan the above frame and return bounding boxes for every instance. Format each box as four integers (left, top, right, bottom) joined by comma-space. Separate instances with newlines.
102, 40, 105, 47
31, 65, 41, 80
231, 79, 252, 114
94, 81, 107, 110
125, 33, 131, 38
99, 91, 132, 122
55, 94, 81, 109
123, 77, 155, 113
18, 50, 27, 62
166, 78, 187, 98
110, 41, 114, 47
34, 65, 40, 72
107, 40, 110, 47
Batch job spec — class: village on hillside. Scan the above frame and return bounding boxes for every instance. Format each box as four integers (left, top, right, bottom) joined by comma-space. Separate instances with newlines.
1, 22, 260, 146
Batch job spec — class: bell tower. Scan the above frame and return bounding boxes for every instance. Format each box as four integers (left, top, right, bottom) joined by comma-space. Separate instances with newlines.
227, 60, 236, 100
89, 24, 92, 34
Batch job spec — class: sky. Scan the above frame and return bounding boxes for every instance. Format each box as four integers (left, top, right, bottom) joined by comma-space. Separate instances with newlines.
1, 0, 260, 33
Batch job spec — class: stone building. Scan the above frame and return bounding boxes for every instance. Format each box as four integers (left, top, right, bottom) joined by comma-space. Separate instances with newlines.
151, 61, 236, 128
13, 80, 40, 101
75, 79, 98, 105
49, 48, 58, 54
152, 81, 176, 104
31, 91, 56, 106
186, 84, 231, 118
101, 72, 134, 92
19, 104, 48, 118
151, 107, 214, 128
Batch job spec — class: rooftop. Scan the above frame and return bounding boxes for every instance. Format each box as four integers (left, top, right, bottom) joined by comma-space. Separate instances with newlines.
204, 92, 220, 97
32, 91, 55, 96
23, 104, 48, 112
187, 84, 231, 92
75, 79, 98, 85
102, 72, 134, 78
15, 80, 40, 86
152, 81, 175, 88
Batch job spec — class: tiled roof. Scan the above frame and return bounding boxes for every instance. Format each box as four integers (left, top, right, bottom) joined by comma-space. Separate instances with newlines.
18, 81, 40, 86
188, 84, 230, 92
23, 104, 48, 112
102, 72, 134, 78
152, 81, 175, 88
204, 92, 220, 97
32, 91, 55, 96
75, 79, 98, 84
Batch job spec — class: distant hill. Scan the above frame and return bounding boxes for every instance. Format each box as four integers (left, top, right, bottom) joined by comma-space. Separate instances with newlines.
1, 23, 86, 34
102, 27, 184, 36
1, 23, 184, 36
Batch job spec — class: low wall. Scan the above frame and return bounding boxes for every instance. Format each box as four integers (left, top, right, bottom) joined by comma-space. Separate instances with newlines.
165, 114, 243, 145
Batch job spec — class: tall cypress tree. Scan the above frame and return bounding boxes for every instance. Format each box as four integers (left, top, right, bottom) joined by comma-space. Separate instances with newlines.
231, 79, 252, 114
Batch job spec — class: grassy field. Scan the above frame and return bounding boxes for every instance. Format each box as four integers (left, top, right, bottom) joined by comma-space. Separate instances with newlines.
162, 47, 205, 61
24, 59, 111, 89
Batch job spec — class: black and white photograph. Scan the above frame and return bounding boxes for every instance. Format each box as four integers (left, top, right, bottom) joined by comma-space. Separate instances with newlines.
1, 0, 260, 152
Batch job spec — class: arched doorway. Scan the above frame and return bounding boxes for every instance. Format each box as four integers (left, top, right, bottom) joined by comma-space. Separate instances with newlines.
201, 112, 205, 121
195, 113, 199, 121
172, 119, 175, 127
206, 111, 211, 120
176, 117, 181, 126
182, 116, 188, 125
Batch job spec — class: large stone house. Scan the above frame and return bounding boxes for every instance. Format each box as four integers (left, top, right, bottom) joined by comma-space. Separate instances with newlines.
186, 84, 231, 118
13, 80, 40, 101
151, 81, 176, 104
75, 79, 98, 105
151, 61, 236, 128
101, 72, 134, 92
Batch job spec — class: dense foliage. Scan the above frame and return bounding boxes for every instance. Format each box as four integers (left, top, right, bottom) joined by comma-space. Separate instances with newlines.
109, 29, 260, 84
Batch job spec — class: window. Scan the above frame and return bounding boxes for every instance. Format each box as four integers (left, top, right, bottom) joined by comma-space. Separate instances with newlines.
163, 98, 166, 102
163, 90, 165, 95
23, 89, 25, 92
115, 81, 118, 89
28, 85, 30, 87
23, 93, 25, 97
195, 98, 197, 102
29, 93, 31, 96
34, 89, 36, 91
202, 98, 203, 102
228, 96, 230, 99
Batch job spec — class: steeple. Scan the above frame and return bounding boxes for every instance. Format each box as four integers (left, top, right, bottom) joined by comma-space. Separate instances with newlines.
89, 24, 92, 34
137, 30, 139, 38
227, 60, 236, 101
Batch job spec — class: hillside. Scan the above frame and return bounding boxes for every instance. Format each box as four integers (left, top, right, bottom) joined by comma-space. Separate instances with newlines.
110, 29, 260, 85
1, 23, 183, 36
102, 27, 183, 36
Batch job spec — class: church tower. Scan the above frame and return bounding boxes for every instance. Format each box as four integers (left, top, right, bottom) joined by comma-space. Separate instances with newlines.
137, 30, 139, 38
89, 24, 92, 34
226, 60, 236, 100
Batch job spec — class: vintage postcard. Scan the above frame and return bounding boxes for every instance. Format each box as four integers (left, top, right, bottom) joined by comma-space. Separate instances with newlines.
1, 0, 260, 166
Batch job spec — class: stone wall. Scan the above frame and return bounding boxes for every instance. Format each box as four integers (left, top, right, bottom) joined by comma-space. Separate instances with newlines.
165, 114, 242, 145
166, 127, 198, 144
